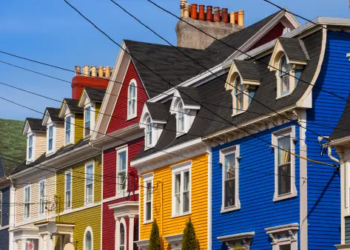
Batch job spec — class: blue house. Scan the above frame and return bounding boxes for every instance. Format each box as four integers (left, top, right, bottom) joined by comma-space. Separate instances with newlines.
202, 19, 350, 249
0, 159, 10, 250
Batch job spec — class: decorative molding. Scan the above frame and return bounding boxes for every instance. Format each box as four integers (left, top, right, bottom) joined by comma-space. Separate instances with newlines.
164, 234, 183, 250
135, 239, 150, 250
217, 231, 255, 249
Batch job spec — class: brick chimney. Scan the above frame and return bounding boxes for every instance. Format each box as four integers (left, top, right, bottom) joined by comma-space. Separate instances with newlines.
71, 65, 113, 99
176, 0, 245, 50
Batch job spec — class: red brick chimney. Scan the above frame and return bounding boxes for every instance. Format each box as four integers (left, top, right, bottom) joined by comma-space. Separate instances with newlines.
71, 65, 112, 100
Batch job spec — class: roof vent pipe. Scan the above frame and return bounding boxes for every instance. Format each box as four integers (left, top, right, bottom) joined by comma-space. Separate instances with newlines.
214, 7, 220, 22
206, 6, 213, 22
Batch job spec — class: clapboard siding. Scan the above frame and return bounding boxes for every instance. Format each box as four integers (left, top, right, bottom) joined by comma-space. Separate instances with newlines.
75, 114, 84, 143
211, 122, 300, 250
345, 217, 350, 243
305, 31, 350, 249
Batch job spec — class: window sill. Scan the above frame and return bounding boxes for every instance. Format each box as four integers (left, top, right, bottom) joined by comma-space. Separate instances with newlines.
231, 111, 245, 117
221, 205, 241, 213
46, 151, 55, 156
127, 115, 137, 121
64, 143, 74, 147
171, 212, 191, 219
276, 92, 293, 99
273, 192, 297, 202
85, 202, 94, 207
143, 220, 153, 225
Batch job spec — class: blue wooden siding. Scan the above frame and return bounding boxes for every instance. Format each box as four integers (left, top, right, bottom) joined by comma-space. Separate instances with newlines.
0, 186, 10, 250
305, 31, 350, 249
211, 122, 300, 250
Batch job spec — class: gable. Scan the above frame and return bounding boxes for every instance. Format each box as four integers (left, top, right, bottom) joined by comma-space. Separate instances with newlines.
106, 61, 148, 134
251, 22, 285, 50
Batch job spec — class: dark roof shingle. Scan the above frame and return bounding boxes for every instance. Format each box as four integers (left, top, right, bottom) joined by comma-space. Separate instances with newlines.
85, 88, 106, 102
279, 37, 309, 62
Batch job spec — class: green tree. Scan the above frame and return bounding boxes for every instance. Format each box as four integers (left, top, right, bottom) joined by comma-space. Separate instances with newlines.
181, 219, 199, 250
148, 220, 161, 250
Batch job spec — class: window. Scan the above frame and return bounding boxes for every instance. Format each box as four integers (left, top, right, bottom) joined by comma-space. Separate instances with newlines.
84, 106, 91, 137
47, 126, 54, 153
220, 146, 240, 212
117, 148, 128, 194
85, 163, 94, 204
0, 191, 2, 226
24, 186, 30, 219
265, 223, 298, 250
145, 115, 153, 147
280, 245, 291, 250
279, 55, 290, 96
128, 80, 137, 119
28, 135, 34, 160
143, 173, 154, 223
234, 76, 244, 113
39, 180, 46, 216
273, 127, 296, 201
172, 162, 191, 217
65, 116, 71, 145
84, 227, 93, 250
120, 223, 125, 250
176, 101, 185, 135
65, 171, 72, 209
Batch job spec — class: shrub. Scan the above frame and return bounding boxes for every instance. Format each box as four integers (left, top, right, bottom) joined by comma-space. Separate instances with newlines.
181, 219, 198, 250
148, 220, 161, 250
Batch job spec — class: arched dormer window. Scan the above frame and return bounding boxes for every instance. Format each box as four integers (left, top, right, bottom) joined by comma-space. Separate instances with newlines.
128, 80, 137, 119
176, 100, 185, 135
226, 60, 261, 116
140, 102, 167, 150
268, 37, 309, 98
84, 227, 93, 250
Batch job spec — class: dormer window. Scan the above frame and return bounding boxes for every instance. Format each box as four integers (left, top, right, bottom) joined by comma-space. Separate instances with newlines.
226, 60, 261, 116
128, 80, 137, 119
176, 101, 185, 134
27, 134, 34, 161
84, 106, 91, 137
65, 116, 72, 145
140, 102, 168, 150
269, 37, 309, 99
47, 125, 55, 153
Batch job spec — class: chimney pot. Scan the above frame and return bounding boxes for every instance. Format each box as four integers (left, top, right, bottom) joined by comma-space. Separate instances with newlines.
83, 65, 90, 76
75, 66, 81, 76
98, 66, 104, 77
230, 12, 235, 24
91, 66, 97, 77
222, 8, 228, 23
191, 4, 198, 19
238, 10, 244, 26
184, 3, 190, 18
105, 66, 111, 78
214, 7, 220, 22
180, 0, 187, 17
206, 6, 213, 22
198, 5, 205, 21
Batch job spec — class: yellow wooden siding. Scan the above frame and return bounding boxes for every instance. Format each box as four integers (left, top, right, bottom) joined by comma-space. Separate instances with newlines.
56, 123, 64, 151
56, 155, 102, 214
95, 103, 101, 122
140, 153, 208, 250
55, 205, 101, 250
74, 114, 84, 143
35, 132, 46, 159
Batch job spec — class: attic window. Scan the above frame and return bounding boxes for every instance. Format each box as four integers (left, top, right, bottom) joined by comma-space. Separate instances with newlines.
279, 55, 290, 96
145, 115, 153, 147
234, 76, 244, 113
27, 134, 34, 162
177, 101, 185, 134
128, 80, 137, 120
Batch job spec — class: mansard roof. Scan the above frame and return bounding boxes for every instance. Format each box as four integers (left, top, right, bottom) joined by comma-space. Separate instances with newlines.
145, 102, 168, 123
330, 93, 350, 142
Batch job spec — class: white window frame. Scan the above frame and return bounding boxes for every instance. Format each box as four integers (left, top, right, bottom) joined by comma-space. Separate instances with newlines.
116, 218, 127, 250
127, 79, 138, 120
171, 161, 191, 217
175, 100, 186, 137
85, 161, 94, 205
0, 191, 2, 226
220, 145, 241, 213
23, 185, 31, 220
144, 114, 154, 148
27, 133, 35, 162
65, 115, 75, 145
272, 126, 297, 201
47, 125, 56, 154
84, 105, 92, 138
39, 180, 46, 217
83, 226, 93, 250
143, 173, 154, 224
116, 146, 128, 196
265, 223, 298, 250
65, 170, 72, 210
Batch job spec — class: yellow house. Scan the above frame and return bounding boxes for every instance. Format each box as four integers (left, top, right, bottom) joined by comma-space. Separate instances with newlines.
133, 97, 210, 250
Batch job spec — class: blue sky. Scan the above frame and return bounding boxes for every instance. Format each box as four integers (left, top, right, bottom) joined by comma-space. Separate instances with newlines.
0, 0, 348, 121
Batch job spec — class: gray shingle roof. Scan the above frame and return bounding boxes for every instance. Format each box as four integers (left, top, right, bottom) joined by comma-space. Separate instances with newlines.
85, 88, 106, 102
279, 37, 309, 62
234, 60, 262, 81
26, 118, 45, 132
146, 102, 168, 123
133, 29, 323, 161
177, 87, 201, 107
45, 108, 64, 123
330, 94, 350, 141
64, 99, 84, 114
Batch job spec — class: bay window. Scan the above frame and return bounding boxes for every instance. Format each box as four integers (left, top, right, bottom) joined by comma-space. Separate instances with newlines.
85, 163, 94, 204
172, 162, 191, 217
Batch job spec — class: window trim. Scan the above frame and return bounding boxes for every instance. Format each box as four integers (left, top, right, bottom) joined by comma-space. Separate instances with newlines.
144, 114, 154, 149
23, 185, 31, 220
0, 191, 2, 227
47, 125, 56, 154
83, 226, 93, 250
116, 146, 128, 196
65, 170, 73, 210
171, 161, 192, 218
279, 55, 291, 97
85, 161, 95, 205
127, 79, 138, 120
39, 179, 46, 217
265, 223, 298, 250
272, 126, 297, 201
175, 100, 186, 137
65, 115, 75, 145
84, 105, 92, 138
220, 145, 241, 213
27, 133, 35, 162
115, 218, 127, 250
143, 173, 154, 224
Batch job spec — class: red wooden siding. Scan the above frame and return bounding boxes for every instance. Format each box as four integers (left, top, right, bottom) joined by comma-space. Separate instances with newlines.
106, 62, 148, 134
250, 22, 285, 50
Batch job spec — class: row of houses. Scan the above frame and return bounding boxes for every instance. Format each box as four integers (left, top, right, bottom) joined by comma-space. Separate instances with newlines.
2, 1, 350, 249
